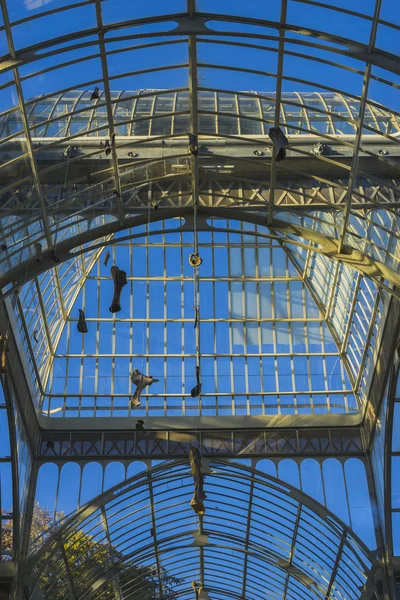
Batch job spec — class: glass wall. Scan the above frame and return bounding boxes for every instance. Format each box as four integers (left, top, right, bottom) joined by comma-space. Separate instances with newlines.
391, 368, 400, 555
372, 379, 389, 540
42, 219, 356, 418
0, 383, 13, 561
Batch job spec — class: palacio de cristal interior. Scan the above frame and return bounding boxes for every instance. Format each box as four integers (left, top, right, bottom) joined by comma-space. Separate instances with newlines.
0, 0, 400, 598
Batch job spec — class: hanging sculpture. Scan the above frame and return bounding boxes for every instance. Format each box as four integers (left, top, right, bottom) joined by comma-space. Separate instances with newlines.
191, 366, 202, 398
90, 86, 100, 101
103, 250, 111, 267
109, 265, 127, 313
192, 582, 209, 600
129, 369, 159, 408
77, 309, 88, 333
268, 126, 289, 162
0, 336, 8, 375
135, 419, 145, 432
101, 139, 112, 156
188, 132, 198, 156
189, 446, 206, 515
50, 249, 60, 264
189, 253, 202, 267
34, 242, 42, 263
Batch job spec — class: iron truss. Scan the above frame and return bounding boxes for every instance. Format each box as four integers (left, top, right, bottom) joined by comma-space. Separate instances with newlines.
38, 426, 364, 461
0, 0, 399, 288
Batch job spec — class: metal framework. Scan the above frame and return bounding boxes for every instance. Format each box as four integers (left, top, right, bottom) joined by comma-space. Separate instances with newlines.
37, 426, 364, 460
25, 459, 384, 600
0, 0, 399, 597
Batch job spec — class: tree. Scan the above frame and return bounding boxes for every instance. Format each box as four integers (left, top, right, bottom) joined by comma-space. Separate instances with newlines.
1, 509, 13, 561
25, 503, 181, 599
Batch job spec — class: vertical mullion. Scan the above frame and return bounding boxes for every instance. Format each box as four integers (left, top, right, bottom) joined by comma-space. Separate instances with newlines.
227, 239, 234, 417
164, 241, 167, 418
181, 229, 185, 417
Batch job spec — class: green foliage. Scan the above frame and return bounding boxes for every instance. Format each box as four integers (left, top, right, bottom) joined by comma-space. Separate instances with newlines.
1, 508, 13, 561
28, 503, 180, 599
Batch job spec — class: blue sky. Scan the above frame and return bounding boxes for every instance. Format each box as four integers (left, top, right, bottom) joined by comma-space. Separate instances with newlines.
0, 0, 399, 112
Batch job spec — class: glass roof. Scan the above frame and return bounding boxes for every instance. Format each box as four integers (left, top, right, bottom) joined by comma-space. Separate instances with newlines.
27, 459, 380, 600
0, 0, 399, 424
35, 219, 361, 418
1, 3, 400, 598
2, 90, 399, 139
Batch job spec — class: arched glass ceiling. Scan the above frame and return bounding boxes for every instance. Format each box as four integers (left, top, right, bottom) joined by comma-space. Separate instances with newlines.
0, 0, 399, 420
26, 459, 382, 600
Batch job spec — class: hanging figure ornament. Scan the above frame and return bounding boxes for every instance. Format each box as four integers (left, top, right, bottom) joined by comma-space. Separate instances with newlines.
50, 249, 60, 264
103, 250, 111, 267
77, 309, 88, 334
90, 86, 100, 101
129, 369, 159, 408
192, 582, 203, 600
109, 265, 127, 313
268, 126, 289, 162
191, 365, 202, 398
0, 336, 8, 375
34, 242, 42, 263
189, 252, 202, 267
189, 446, 206, 515
188, 132, 198, 156
135, 419, 145, 432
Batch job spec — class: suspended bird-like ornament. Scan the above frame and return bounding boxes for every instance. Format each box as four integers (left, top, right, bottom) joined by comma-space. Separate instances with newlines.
268, 127, 289, 162
0, 336, 8, 374
33, 330, 39, 343
34, 242, 42, 263
189, 446, 206, 515
77, 309, 88, 333
62, 145, 72, 159
191, 365, 202, 398
192, 582, 210, 600
188, 132, 198, 156
50, 249, 60, 264
109, 265, 127, 313
45, 440, 55, 451
1, 244, 7, 251
101, 135, 115, 156
62, 145, 78, 159
90, 86, 100, 101
135, 419, 145, 432
103, 250, 111, 267
129, 369, 159, 408
189, 253, 202, 267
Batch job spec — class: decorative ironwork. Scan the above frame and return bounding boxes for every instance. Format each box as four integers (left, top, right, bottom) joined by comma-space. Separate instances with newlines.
38, 427, 364, 460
